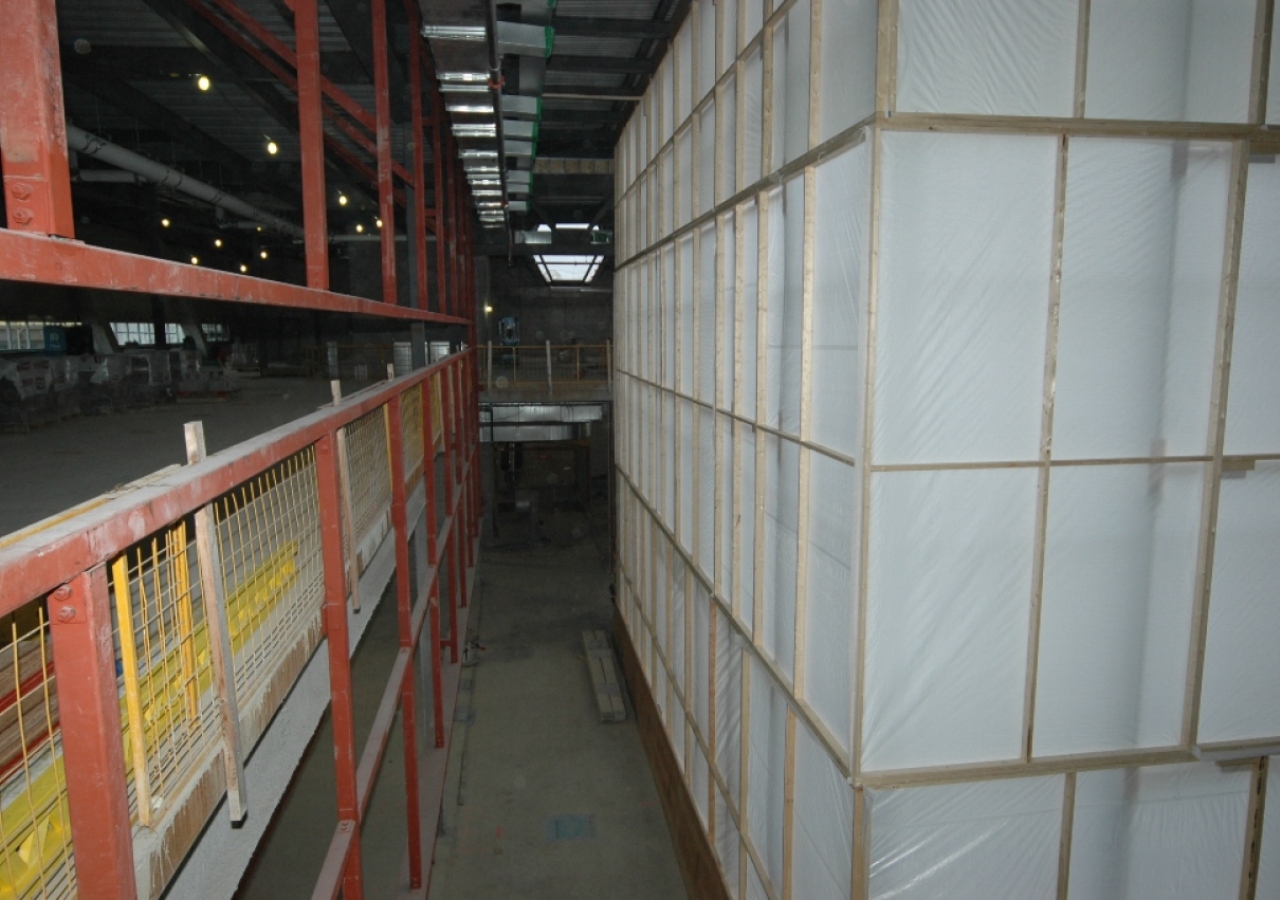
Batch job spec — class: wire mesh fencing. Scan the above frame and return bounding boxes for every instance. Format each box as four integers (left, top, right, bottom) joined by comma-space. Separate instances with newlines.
0, 605, 75, 900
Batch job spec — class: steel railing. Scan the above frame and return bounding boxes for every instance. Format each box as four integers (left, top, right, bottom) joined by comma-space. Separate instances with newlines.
480, 342, 613, 395
0, 349, 482, 900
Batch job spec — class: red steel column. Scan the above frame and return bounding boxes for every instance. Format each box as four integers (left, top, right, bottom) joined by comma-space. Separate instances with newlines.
421, 380, 439, 567
428, 583, 445, 746
417, 380, 445, 745
371, 0, 397, 305
385, 394, 424, 888
317, 432, 364, 900
49, 568, 136, 900
405, 8, 430, 311
0, 0, 75, 237
295, 0, 329, 290
431, 86, 449, 316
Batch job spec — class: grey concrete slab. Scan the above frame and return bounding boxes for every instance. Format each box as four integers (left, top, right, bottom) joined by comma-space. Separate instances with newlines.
428, 535, 685, 900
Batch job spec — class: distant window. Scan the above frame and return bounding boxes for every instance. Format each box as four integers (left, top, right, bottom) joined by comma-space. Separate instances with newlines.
202, 323, 230, 341
111, 322, 156, 346
533, 255, 603, 284
165, 323, 185, 344
0, 321, 46, 352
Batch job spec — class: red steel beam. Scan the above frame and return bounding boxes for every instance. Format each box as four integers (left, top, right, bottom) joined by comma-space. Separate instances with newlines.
0, 0, 76, 237
431, 87, 449, 316
50, 568, 138, 900
316, 430, 365, 900
386, 393, 424, 886
405, 0, 430, 310
0, 230, 467, 327
295, 0, 328, 290
371, 0, 397, 305
198, 0, 376, 133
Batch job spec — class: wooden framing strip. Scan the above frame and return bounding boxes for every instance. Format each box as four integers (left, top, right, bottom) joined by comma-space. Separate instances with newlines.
1240, 756, 1269, 900
1023, 133, 1071, 761
1183, 140, 1251, 748
1073, 0, 1091, 117
185, 421, 247, 824
1056, 772, 1077, 900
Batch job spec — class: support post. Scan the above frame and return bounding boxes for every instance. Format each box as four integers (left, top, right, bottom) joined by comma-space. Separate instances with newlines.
487, 340, 494, 390
546, 339, 554, 397
405, 1, 430, 311
331, 380, 363, 612
49, 568, 138, 899
371, 0, 397, 305
295, 0, 329, 289
431, 85, 449, 316
385, 393, 424, 888
0, 0, 76, 237
185, 421, 248, 824
316, 431, 364, 900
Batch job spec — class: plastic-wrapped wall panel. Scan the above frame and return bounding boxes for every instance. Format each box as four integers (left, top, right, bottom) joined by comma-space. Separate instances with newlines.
874, 132, 1055, 465
1198, 462, 1280, 744
679, 235, 695, 392
761, 434, 799, 681
697, 0, 715, 101
698, 223, 717, 403
765, 180, 804, 436
1033, 462, 1203, 755
811, 142, 870, 459
714, 787, 742, 899
1068, 763, 1250, 900
719, 75, 738, 203
737, 422, 757, 636
698, 102, 716, 217
693, 740, 711, 826
743, 0, 764, 49
699, 408, 715, 570
743, 48, 764, 187
1257, 759, 1280, 898
1224, 157, 1280, 455
739, 199, 759, 417
677, 127, 694, 229
1270, 24, 1280, 124
718, 0, 737, 79
770, 0, 810, 168
747, 658, 787, 893
864, 468, 1037, 771
1085, 0, 1256, 123
868, 776, 1064, 900
804, 451, 857, 752
1052, 139, 1229, 460
720, 211, 736, 412
792, 722, 853, 900
715, 605, 743, 802
718, 414, 735, 596
896, 0, 1078, 116
694, 581, 711, 734
818, 0, 875, 141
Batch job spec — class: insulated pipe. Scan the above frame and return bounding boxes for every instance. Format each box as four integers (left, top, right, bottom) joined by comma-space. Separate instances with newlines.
66, 125, 308, 241
485, 0, 512, 247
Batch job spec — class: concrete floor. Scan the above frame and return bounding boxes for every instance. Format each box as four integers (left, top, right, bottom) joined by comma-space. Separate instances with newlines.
428, 523, 684, 900
0, 376, 366, 537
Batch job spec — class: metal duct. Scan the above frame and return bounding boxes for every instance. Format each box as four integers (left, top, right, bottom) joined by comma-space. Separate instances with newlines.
66, 126, 307, 240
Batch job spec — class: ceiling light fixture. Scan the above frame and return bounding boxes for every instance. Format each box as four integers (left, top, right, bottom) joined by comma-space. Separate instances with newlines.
338, 193, 348, 206
438, 71, 488, 83
161, 218, 171, 227
355, 224, 364, 233
239, 264, 248, 273
260, 249, 268, 259
266, 138, 279, 155
214, 238, 223, 247
190, 256, 199, 265
446, 103, 494, 115
196, 75, 211, 91
420, 25, 486, 41
375, 218, 383, 228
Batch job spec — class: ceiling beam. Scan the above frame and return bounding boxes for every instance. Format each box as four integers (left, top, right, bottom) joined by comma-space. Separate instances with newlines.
64, 46, 372, 85
545, 55, 657, 75
551, 16, 670, 40
323, 0, 410, 121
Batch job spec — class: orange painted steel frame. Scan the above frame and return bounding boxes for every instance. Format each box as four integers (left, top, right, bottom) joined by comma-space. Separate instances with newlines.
0, 0, 488, 892
2, 354, 480, 900
0, 0, 481, 323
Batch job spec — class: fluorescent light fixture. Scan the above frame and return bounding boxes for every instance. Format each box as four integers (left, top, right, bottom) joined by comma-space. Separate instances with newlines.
464, 167, 500, 176
438, 71, 487, 83
533, 254, 604, 284
472, 189, 502, 197
459, 149, 499, 159
420, 25, 485, 41
556, 223, 590, 230
446, 103, 494, 114
476, 201, 504, 209
453, 123, 497, 138
441, 83, 489, 94
467, 177, 501, 186
536, 224, 552, 232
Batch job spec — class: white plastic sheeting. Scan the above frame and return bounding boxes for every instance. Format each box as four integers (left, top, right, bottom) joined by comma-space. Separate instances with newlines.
875, 131, 1055, 465
868, 776, 1064, 899
896, 0, 1078, 116
1068, 764, 1250, 899
1224, 156, 1280, 455
1258, 760, 1280, 898
1053, 139, 1229, 459
865, 468, 1037, 771
1034, 462, 1202, 755
792, 722, 853, 900
1085, 0, 1256, 123
611, 1, 1279, 897
1199, 463, 1280, 743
